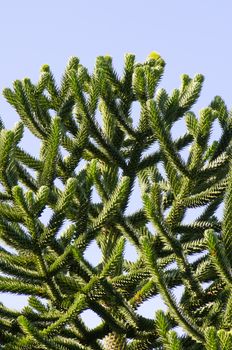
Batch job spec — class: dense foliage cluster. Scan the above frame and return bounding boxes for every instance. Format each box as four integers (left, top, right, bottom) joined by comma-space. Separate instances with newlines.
0, 53, 231, 349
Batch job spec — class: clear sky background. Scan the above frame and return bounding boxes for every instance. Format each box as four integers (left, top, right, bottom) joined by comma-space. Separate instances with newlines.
0, 0, 231, 327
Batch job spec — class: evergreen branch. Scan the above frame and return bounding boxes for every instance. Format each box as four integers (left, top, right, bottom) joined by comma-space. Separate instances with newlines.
91, 176, 131, 230
0, 276, 47, 297
222, 161, 232, 263
0, 202, 24, 222
38, 116, 61, 187
204, 326, 220, 350
33, 185, 50, 217
0, 219, 35, 251
15, 147, 42, 171
0, 257, 43, 282
147, 99, 190, 177
39, 64, 61, 110
60, 57, 80, 100
188, 107, 215, 172
39, 210, 65, 248
28, 296, 48, 313
205, 229, 232, 286
130, 278, 156, 307
17, 315, 72, 350
178, 74, 204, 112
211, 124, 232, 161
210, 95, 228, 128
70, 70, 127, 170
48, 245, 73, 275
182, 177, 228, 208
155, 310, 183, 350
164, 157, 182, 196
15, 163, 38, 192
22, 78, 51, 130
99, 278, 139, 329
222, 293, 232, 329
199, 151, 229, 179
115, 219, 140, 247
0, 129, 17, 190
143, 191, 204, 298
3, 84, 47, 139
100, 237, 125, 278
140, 236, 204, 344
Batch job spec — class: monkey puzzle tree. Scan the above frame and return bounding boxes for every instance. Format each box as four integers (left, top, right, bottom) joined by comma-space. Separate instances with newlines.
0, 53, 231, 349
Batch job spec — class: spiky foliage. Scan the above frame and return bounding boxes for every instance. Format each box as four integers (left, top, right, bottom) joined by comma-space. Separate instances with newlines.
0, 53, 231, 349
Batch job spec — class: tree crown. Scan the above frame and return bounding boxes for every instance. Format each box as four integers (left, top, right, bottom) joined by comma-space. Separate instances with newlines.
0, 53, 231, 349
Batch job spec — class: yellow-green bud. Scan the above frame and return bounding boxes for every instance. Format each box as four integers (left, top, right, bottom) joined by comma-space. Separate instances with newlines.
147, 51, 161, 61
40, 64, 50, 73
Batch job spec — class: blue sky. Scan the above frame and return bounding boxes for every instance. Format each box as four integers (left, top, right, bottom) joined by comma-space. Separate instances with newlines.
0, 0, 231, 326
1, 0, 232, 120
